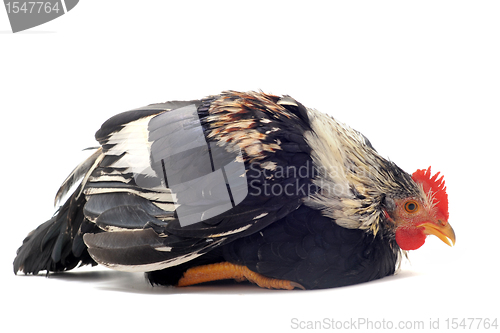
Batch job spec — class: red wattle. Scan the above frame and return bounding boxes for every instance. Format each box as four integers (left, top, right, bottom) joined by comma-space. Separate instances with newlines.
395, 227, 426, 251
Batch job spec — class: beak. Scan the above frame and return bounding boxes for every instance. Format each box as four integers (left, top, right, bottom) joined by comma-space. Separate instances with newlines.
419, 220, 456, 247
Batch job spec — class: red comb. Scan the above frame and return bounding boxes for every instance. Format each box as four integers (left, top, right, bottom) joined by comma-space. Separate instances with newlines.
411, 166, 449, 220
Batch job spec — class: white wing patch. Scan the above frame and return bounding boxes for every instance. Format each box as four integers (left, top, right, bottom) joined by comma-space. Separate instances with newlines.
105, 115, 157, 178
86, 112, 176, 211
207, 224, 252, 238
97, 239, 226, 273
253, 213, 269, 220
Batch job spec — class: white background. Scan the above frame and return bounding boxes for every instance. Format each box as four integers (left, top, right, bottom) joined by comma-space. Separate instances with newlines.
1, 1, 499, 332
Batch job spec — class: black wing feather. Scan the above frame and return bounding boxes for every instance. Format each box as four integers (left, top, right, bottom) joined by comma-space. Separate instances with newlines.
82, 92, 318, 271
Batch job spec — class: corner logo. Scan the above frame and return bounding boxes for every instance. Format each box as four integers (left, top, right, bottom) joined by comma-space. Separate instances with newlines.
135, 105, 248, 227
3, 0, 79, 33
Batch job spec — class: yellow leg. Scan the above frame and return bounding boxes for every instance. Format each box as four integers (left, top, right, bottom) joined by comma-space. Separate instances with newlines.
176, 262, 305, 290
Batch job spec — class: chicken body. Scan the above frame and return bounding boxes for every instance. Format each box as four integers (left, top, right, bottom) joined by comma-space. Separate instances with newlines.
13, 91, 454, 289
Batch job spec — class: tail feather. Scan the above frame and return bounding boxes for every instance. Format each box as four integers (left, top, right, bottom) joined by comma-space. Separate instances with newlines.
13, 185, 99, 275
54, 148, 102, 207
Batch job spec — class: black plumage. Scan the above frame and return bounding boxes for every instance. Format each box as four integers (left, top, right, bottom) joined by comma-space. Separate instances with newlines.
222, 205, 398, 289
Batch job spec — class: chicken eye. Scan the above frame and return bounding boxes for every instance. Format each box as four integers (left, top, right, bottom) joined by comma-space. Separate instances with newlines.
404, 200, 419, 213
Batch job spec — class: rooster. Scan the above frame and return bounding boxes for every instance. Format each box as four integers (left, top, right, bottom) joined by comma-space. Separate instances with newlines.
13, 91, 455, 290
